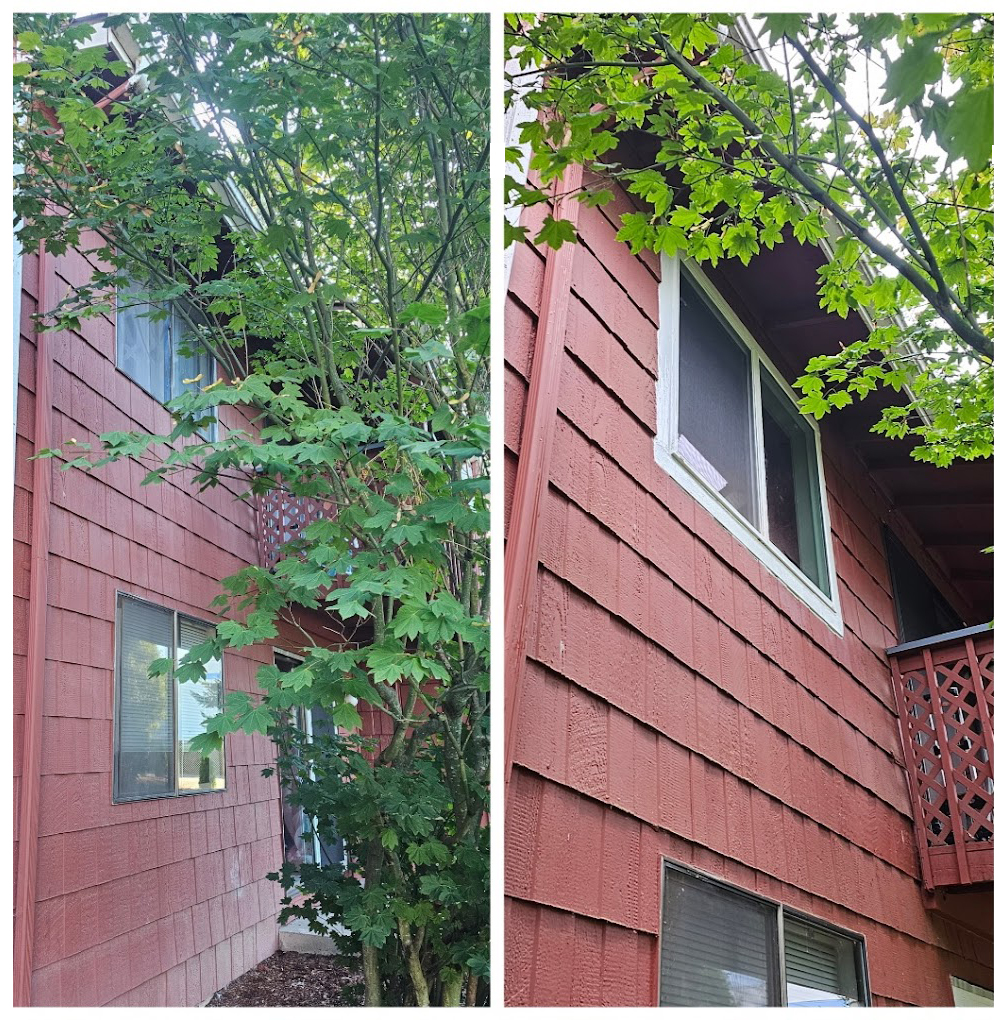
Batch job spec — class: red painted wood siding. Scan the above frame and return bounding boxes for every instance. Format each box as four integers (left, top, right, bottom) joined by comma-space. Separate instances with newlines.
13, 238, 366, 1007
504, 179, 992, 1007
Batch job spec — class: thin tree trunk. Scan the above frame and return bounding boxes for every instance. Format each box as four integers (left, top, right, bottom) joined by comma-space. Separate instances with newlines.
398, 919, 430, 1006
442, 969, 464, 1007
363, 945, 382, 1007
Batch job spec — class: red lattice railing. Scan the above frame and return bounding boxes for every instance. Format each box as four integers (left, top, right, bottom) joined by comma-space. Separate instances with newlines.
257, 488, 335, 573
889, 625, 993, 889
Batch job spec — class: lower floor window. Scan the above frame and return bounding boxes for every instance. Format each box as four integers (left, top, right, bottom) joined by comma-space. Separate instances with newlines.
660, 861, 869, 1007
114, 593, 225, 802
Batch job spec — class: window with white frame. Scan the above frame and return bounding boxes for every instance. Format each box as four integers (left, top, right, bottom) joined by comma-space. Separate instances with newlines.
116, 278, 218, 439
114, 593, 225, 802
655, 256, 841, 633
660, 861, 869, 1007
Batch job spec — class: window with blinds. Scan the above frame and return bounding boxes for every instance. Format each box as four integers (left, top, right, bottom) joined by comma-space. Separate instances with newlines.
661, 865, 780, 1006
784, 915, 863, 1007
660, 862, 868, 1007
114, 594, 225, 802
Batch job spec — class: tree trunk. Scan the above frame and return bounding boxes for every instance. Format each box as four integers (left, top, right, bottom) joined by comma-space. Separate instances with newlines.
363, 945, 382, 1007
399, 919, 430, 1006
442, 969, 464, 1007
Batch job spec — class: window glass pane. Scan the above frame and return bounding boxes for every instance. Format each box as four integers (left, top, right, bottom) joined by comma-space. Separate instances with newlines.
116, 597, 174, 800
309, 705, 345, 867
660, 866, 781, 1006
116, 280, 169, 402
678, 275, 757, 523
761, 370, 829, 594
784, 915, 865, 1007
169, 304, 218, 440
176, 616, 225, 792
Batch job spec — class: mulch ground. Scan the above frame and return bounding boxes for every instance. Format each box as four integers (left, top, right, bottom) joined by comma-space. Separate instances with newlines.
207, 951, 364, 1007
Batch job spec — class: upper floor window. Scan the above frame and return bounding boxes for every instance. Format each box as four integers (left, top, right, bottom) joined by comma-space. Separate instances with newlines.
660, 860, 870, 1007
114, 593, 225, 802
655, 256, 841, 633
116, 278, 218, 440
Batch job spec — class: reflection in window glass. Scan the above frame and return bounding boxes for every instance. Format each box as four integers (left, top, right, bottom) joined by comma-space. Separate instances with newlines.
176, 616, 225, 792
117, 279, 170, 402
678, 275, 756, 523
761, 370, 829, 595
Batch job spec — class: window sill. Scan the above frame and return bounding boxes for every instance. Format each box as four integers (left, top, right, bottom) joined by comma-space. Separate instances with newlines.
112, 785, 226, 806
654, 438, 844, 636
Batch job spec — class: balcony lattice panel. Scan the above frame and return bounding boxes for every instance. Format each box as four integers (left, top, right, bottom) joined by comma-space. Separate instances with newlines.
257, 489, 331, 572
890, 628, 993, 888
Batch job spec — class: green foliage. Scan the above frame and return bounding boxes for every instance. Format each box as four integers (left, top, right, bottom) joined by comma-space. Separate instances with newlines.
506, 13, 993, 468
17, 11, 488, 1007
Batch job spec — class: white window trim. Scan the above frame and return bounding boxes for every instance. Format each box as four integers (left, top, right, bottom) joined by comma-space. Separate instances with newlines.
654, 254, 844, 635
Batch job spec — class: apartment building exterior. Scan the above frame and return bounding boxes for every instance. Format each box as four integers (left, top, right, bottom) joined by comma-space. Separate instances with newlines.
10, 21, 389, 994
503, 153, 993, 1006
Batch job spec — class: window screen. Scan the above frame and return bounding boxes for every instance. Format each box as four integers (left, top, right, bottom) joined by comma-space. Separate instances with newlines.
761, 370, 829, 595
114, 594, 225, 802
661, 260, 840, 627
678, 275, 757, 524
660, 865, 780, 1006
784, 915, 865, 1007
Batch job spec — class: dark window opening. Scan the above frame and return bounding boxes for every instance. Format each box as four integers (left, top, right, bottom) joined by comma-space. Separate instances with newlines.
883, 527, 962, 643
761, 369, 828, 595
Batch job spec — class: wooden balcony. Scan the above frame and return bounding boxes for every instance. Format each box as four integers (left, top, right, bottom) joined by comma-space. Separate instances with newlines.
889, 624, 993, 889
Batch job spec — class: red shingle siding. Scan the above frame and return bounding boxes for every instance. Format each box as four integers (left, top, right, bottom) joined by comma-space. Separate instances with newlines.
14, 238, 368, 1006
504, 183, 992, 1005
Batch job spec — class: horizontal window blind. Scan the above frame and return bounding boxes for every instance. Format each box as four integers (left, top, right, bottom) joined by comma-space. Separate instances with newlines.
116, 597, 174, 800
661, 867, 780, 1007
784, 915, 863, 1007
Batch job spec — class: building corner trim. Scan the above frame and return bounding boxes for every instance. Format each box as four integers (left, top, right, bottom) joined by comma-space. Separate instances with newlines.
503, 163, 584, 790
14, 240, 52, 1007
